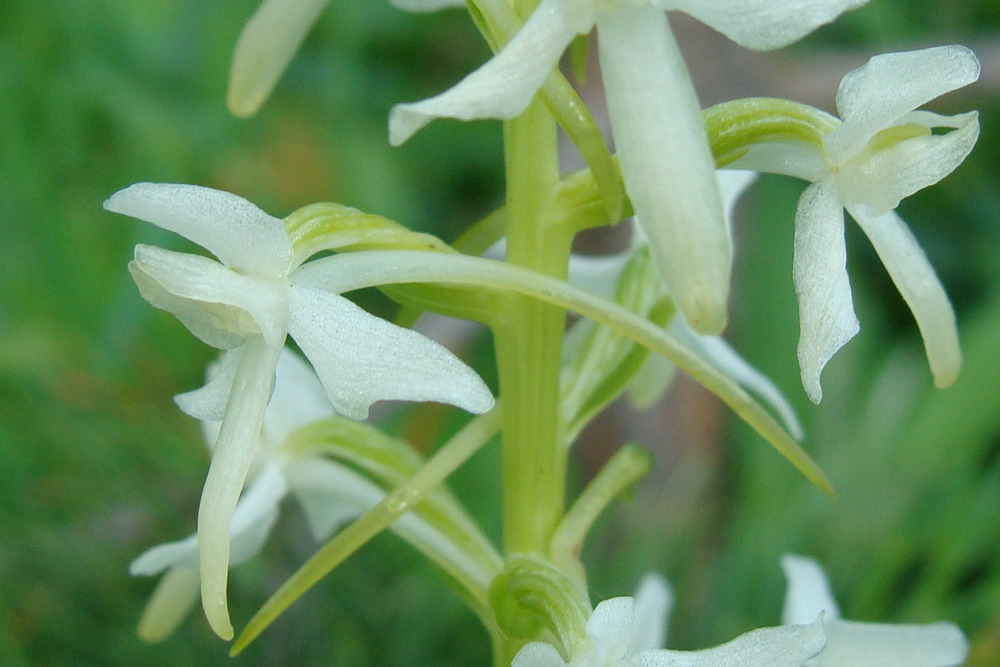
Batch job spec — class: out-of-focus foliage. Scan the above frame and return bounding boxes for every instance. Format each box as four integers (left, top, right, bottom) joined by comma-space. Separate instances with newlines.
0, 0, 996, 665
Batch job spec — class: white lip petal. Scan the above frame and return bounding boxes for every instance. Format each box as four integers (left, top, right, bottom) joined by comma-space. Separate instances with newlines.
824, 45, 980, 163
227, 465, 287, 564
662, 617, 827, 666
227, 0, 331, 118
133, 245, 290, 347
793, 182, 860, 403
587, 597, 634, 661
839, 111, 979, 214
848, 207, 961, 389
105, 183, 291, 277
819, 618, 968, 666
664, 0, 868, 51
598, 6, 730, 335
287, 285, 495, 420
197, 339, 282, 640
263, 348, 337, 443
724, 141, 830, 183
388, 0, 579, 145
780, 554, 841, 625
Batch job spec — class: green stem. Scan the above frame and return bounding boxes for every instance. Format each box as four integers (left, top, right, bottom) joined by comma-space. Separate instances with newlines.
498, 93, 571, 558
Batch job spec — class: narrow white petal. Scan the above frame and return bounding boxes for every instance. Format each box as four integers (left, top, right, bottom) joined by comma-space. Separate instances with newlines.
781, 555, 841, 625
631, 574, 672, 652
287, 285, 495, 419
175, 349, 244, 423
133, 245, 290, 346
197, 339, 282, 639
598, 7, 730, 334
724, 141, 830, 183
129, 261, 243, 350
793, 182, 859, 403
825, 46, 980, 163
388, 0, 580, 145
105, 183, 291, 277
227, 465, 287, 564
588, 597, 634, 661
136, 566, 201, 643
816, 618, 967, 666
654, 618, 826, 666
664, 0, 868, 51
848, 207, 960, 389
131, 535, 200, 576
838, 111, 979, 214
717, 169, 758, 219
227, 0, 331, 117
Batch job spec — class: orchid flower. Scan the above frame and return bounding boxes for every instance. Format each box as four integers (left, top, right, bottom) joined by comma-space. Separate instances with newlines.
131, 349, 498, 642
105, 182, 494, 639
512, 573, 826, 665
390, 0, 867, 335
728, 46, 980, 402
781, 555, 968, 666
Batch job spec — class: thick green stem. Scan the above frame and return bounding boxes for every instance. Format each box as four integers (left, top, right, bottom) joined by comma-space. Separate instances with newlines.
497, 94, 571, 558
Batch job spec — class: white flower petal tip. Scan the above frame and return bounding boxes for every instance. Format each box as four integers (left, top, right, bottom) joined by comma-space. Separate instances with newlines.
673, 0, 870, 51
781, 554, 969, 666
387, 0, 577, 145
227, 0, 331, 118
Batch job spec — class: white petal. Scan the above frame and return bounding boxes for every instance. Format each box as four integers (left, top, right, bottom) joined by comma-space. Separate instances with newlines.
227, 0, 331, 117
664, 0, 868, 51
129, 261, 243, 350
133, 245, 290, 346
588, 597, 634, 661
388, 0, 580, 145
631, 574, 672, 652
793, 182, 859, 403
815, 618, 968, 666
848, 207, 960, 389
838, 111, 979, 214
717, 169, 758, 219
567, 249, 633, 300
287, 285, 495, 419
197, 338, 282, 639
264, 348, 337, 444
598, 7, 730, 334
130, 534, 200, 576
824, 46, 980, 163
175, 349, 244, 424
136, 566, 201, 643
105, 183, 291, 277
227, 464, 287, 564
652, 618, 826, 666
676, 324, 804, 440
511, 641, 569, 667
781, 554, 841, 625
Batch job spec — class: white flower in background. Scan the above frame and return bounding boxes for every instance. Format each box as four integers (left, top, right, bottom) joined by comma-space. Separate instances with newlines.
227, 0, 463, 116
729, 46, 980, 402
106, 182, 494, 638
390, 0, 867, 335
512, 573, 826, 666
781, 555, 968, 666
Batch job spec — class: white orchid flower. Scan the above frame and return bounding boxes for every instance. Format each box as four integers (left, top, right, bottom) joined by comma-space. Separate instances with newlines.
729, 46, 980, 402
390, 0, 867, 334
512, 573, 826, 666
106, 182, 494, 639
781, 555, 968, 666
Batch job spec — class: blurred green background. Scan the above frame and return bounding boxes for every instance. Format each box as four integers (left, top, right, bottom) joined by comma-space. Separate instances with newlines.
1, 0, 997, 664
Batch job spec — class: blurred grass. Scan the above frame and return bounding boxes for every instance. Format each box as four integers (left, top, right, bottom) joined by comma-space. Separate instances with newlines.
1, 0, 997, 665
